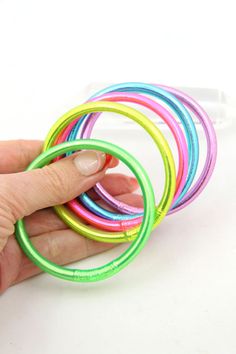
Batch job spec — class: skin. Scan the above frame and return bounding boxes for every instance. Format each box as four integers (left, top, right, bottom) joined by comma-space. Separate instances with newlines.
0, 140, 143, 294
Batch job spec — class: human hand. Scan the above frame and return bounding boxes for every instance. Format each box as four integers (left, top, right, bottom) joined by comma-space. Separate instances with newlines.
0, 140, 143, 293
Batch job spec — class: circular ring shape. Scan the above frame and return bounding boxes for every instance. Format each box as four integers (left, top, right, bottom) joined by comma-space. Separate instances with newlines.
88, 82, 199, 206
43, 101, 176, 242
15, 140, 155, 282
69, 82, 199, 216
77, 84, 216, 215
55, 92, 188, 226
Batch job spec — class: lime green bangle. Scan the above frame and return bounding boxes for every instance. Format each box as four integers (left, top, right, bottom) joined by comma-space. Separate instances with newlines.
15, 140, 155, 282
44, 101, 176, 243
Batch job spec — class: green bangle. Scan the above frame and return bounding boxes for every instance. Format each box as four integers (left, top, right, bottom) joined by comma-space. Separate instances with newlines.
44, 101, 176, 243
15, 140, 155, 282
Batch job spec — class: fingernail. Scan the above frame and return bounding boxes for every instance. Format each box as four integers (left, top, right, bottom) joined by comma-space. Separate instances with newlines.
74, 151, 106, 176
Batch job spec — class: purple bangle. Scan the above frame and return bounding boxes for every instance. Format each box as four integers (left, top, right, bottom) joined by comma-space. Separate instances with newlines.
157, 85, 217, 213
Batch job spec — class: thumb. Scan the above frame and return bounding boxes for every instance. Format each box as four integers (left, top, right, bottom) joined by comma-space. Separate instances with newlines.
3, 150, 107, 221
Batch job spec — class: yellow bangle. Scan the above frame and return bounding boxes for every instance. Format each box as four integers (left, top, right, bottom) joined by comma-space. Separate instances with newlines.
44, 101, 176, 243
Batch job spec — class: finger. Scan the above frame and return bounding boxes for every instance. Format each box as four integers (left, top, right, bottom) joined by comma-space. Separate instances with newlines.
14, 229, 117, 284
0, 140, 43, 173
24, 208, 68, 236
100, 173, 139, 195
24, 193, 143, 236
2, 150, 108, 221
87, 173, 139, 200
96, 193, 143, 212
115, 193, 143, 208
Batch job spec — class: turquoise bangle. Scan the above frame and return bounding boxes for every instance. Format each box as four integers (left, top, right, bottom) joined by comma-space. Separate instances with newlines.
15, 139, 155, 282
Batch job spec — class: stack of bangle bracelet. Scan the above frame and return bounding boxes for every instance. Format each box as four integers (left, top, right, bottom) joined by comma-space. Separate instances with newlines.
15, 82, 217, 283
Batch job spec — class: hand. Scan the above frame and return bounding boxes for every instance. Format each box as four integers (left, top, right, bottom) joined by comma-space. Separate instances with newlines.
0, 140, 143, 293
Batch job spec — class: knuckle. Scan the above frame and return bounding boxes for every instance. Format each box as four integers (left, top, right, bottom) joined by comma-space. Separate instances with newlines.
44, 235, 61, 260
41, 165, 70, 204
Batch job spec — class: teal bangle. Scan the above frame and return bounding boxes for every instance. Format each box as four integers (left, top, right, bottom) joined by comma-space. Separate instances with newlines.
15, 139, 155, 282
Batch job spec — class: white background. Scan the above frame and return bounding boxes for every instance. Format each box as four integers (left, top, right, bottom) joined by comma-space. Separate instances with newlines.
0, 1, 236, 354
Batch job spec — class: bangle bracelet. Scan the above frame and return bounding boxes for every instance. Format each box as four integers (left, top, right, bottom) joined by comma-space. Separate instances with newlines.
59, 85, 216, 217
55, 92, 188, 228
74, 83, 216, 215
80, 84, 216, 215
43, 101, 176, 242
156, 84, 217, 212
15, 140, 155, 282
66, 83, 198, 219
87, 82, 199, 206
